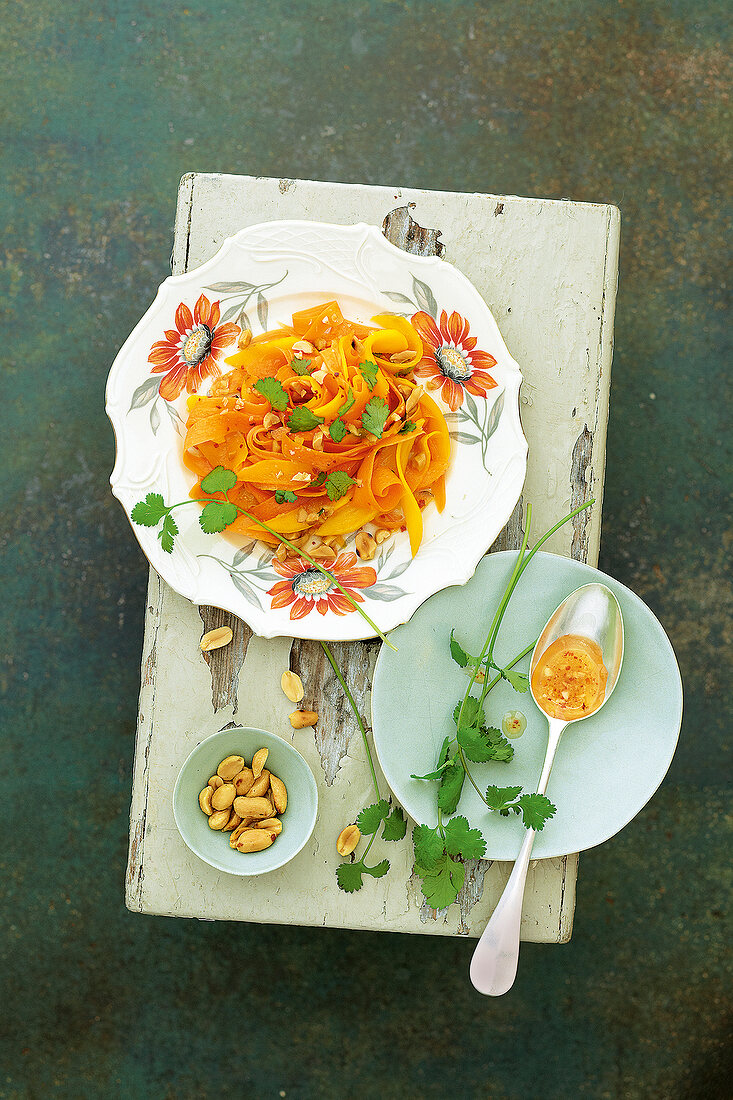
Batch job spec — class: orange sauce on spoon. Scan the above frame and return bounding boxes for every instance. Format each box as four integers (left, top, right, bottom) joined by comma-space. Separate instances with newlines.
531, 634, 608, 721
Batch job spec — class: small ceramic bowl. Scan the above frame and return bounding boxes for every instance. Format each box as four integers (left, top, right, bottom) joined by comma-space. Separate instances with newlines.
173, 727, 318, 875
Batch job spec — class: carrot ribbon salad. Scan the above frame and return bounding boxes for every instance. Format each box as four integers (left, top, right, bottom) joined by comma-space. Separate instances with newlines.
182, 301, 451, 559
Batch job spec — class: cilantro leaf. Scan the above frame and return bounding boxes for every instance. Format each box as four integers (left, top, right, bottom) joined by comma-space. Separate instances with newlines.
291, 358, 313, 375
159, 512, 178, 554
329, 418, 347, 443
412, 825, 446, 875
363, 858, 390, 879
501, 668, 530, 693
457, 724, 514, 764
274, 489, 297, 504
490, 741, 515, 762
358, 360, 379, 391
310, 471, 327, 489
287, 407, 324, 432
336, 391, 355, 417
443, 816, 486, 861
453, 696, 484, 730
357, 799, 390, 835
449, 630, 472, 669
410, 760, 452, 781
516, 793, 557, 831
254, 376, 289, 411
199, 500, 238, 533
400, 420, 417, 433
419, 856, 466, 910
336, 861, 365, 893
381, 807, 407, 842
131, 493, 168, 527
437, 755, 465, 814
324, 470, 356, 501
484, 785, 524, 812
200, 466, 238, 494
336, 856, 390, 892
361, 396, 389, 439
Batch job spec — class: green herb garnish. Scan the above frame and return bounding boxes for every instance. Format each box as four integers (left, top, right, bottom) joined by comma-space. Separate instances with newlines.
274, 489, 297, 504
321, 643, 406, 895
410, 499, 594, 911
329, 419, 347, 443
358, 360, 379, 391
129, 465, 394, 648
361, 396, 389, 438
324, 470, 356, 501
291, 357, 313, 375
253, 377, 289, 411
287, 407, 324, 432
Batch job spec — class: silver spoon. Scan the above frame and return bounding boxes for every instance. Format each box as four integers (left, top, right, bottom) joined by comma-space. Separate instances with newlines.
469, 582, 624, 996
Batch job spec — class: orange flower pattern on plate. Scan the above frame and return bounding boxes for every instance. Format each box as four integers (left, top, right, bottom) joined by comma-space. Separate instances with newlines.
268, 552, 378, 620
411, 309, 497, 411
148, 293, 240, 401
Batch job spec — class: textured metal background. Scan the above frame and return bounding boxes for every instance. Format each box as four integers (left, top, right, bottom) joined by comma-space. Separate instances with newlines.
1, 1, 729, 1096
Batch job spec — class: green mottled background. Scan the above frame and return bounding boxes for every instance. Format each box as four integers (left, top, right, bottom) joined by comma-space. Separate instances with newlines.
1, 1, 730, 1097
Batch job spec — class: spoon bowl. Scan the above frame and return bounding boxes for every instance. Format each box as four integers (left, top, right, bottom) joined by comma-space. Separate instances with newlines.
469, 582, 624, 996
529, 582, 624, 721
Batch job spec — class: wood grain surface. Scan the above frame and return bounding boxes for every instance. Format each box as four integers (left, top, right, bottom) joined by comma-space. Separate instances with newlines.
126, 173, 620, 940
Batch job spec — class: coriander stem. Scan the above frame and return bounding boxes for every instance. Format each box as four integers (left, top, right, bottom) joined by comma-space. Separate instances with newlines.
478, 638, 537, 710
455, 506, 532, 735
209, 494, 395, 650
457, 748, 491, 808
320, 641, 381, 802
360, 831, 378, 862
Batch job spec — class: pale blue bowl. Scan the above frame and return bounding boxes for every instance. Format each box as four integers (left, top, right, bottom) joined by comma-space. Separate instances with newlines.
173, 727, 318, 875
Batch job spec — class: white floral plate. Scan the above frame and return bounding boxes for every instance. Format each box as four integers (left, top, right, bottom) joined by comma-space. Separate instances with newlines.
106, 221, 527, 640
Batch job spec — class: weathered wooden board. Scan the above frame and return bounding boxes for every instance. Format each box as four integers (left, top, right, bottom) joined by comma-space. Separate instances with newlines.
126, 174, 620, 940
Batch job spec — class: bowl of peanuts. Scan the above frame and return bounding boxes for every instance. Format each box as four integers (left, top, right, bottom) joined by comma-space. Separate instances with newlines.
173, 726, 318, 875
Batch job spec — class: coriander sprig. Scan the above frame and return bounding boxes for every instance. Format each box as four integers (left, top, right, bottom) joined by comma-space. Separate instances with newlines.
321, 642, 407, 893
131, 466, 395, 649
410, 500, 594, 911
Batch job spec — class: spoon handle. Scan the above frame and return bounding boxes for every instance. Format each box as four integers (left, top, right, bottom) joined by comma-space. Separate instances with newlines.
469, 719, 566, 996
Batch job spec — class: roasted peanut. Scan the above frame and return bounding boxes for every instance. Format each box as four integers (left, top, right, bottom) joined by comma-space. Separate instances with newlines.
355, 530, 377, 561
237, 327, 252, 349
208, 775, 223, 790
247, 770, 271, 799
229, 820, 249, 846
234, 829, 275, 853
405, 385, 424, 415
198, 786, 214, 816
232, 796, 273, 821
336, 824, 361, 856
217, 755, 245, 781
255, 818, 283, 836
390, 349, 416, 364
270, 774, 288, 815
292, 339, 315, 355
223, 812, 242, 833
374, 529, 391, 545
211, 782, 236, 812
233, 768, 255, 796
200, 626, 234, 652
289, 710, 318, 729
281, 670, 304, 702
208, 809, 231, 831
251, 747, 269, 778
262, 411, 280, 430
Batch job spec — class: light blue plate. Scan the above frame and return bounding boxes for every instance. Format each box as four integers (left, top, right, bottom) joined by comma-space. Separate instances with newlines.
173, 727, 318, 875
371, 551, 683, 860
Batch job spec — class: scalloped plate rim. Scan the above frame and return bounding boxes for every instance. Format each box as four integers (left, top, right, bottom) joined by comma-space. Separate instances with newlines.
106, 220, 528, 640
